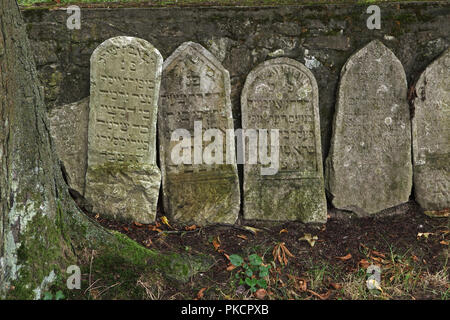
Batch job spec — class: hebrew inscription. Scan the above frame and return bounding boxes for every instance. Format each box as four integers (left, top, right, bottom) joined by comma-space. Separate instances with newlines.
242, 57, 327, 223
85, 36, 162, 223
158, 42, 240, 226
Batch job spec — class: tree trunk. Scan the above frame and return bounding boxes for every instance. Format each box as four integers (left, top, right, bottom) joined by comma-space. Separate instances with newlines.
0, 0, 107, 299
0, 0, 207, 299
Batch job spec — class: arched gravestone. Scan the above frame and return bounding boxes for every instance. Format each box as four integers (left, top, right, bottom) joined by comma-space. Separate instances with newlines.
241, 57, 327, 223
158, 42, 240, 225
85, 36, 162, 223
325, 40, 412, 215
412, 48, 450, 211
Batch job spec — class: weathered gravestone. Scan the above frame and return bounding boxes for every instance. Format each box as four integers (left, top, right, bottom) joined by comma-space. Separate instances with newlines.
49, 97, 89, 196
412, 48, 450, 211
85, 36, 162, 223
325, 40, 412, 215
241, 57, 327, 223
158, 42, 240, 225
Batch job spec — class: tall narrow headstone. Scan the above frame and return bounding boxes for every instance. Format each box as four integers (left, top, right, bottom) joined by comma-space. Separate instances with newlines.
241, 57, 327, 223
85, 36, 162, 223
412, 48, 450, 211
158, 42, 240, 226
325, 40, 412, 215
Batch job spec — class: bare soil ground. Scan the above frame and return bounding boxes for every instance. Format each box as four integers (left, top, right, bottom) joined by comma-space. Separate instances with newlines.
70, 200, 448, 300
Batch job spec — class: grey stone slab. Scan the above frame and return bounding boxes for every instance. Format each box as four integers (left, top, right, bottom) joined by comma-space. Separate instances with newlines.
241, 57, 327, 223
412, 48, 450, 211
158, 41, 240, 226
49, 97, 89, 196
325, 40, 412, 216
85, 36, 162, 223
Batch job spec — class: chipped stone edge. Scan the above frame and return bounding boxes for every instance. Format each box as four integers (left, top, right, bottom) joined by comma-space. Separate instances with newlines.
411, 47, 450, 210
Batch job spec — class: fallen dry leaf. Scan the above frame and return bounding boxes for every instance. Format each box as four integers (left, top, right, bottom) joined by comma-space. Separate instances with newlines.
330, 282, 342, 290
370, 256, 386, 264
336, 253, 352, 261
279, 229, 288, 234
424, 208, 449, 218
255, 288, 267, 299
242, 226, 262, 235
440, 240, 449, 246
298, 233, 318, 247
226, 264, 237, 271
417, 232, 433, 239
196, 287, 207, 300
161, 216, 172, 229
133, 221, 143, 227
307, 289, 331, 300
359, 259, 371, 269
185, 225, 197, 231
212, 236, 221, 251
237, 234, 248, 240
273, 242, 295, 266
148, 225, 162, 232
371, 251, 386, 258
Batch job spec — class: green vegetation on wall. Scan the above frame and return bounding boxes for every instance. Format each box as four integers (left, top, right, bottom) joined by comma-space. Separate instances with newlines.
17, 0, 443, 8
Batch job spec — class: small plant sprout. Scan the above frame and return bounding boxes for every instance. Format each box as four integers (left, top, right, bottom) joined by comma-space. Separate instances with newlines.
229, 253, 271, 293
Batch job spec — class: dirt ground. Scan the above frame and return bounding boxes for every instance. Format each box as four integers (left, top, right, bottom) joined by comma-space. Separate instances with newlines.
70, 199, 449, 300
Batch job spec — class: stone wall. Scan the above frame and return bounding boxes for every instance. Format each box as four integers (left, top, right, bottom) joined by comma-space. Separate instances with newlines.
22, 3, 450, 221
23, 2, 450, 161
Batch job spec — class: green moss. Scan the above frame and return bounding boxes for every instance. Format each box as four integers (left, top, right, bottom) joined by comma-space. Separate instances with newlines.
245, 177, 327, 223
18, 0, 441, 8
98, 231, 213, 284
88, 161, 143, 178
110, 231, 157, 265
7, 210, 74, 299
393, 13, 418, 24
167, 166, 239, 225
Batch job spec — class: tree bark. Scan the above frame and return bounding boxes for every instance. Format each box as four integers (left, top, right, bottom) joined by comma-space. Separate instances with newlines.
0, 0, 207, 299
0, 0, 112, 299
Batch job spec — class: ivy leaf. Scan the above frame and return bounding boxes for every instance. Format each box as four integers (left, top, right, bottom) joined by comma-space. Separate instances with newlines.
55, 290, 65, 300
230, 254, 244, 267
249, 254, 263, 266
245, 268, 253, 277
43, 292, 53, 300
259, 270, 269, 278
257, 279, 267, 289
245, 278, 257, 287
